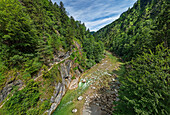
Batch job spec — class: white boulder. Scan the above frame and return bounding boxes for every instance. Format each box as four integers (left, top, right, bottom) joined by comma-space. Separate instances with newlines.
72, 109, 77, 113
91, 86, 96, 90
78, 96, 83, 101
82, 79, 86, 83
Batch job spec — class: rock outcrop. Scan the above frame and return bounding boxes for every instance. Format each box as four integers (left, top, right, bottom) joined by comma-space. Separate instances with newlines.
47, 51, 83, 115
0, 79, 23, 103
0, 42, 83, 114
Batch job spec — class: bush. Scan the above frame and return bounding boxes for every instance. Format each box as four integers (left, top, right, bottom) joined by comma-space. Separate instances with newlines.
114, 44, 170, 115
86, 59, 96, 69
0, 73, 5, 88
73, 67, 78, 71
4, 80, 40, 115
43, 65, 62, 83
71, 76, 76, 80
24, 57, 42, 76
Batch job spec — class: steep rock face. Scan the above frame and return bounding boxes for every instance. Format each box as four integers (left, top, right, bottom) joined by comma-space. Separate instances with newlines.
47, 53, 83, 115
0, 44, 83, 114
0, 79, 23, 103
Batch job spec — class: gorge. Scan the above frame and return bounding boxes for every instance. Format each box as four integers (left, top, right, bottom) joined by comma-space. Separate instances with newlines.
0, 0, 169, 115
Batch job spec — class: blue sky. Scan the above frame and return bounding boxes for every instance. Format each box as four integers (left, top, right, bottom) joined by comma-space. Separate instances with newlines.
52, 0, 137, 31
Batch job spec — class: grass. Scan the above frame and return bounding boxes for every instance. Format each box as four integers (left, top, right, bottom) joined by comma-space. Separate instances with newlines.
112, 64, 125, 77
53, 86, 89, 115
106, 52, 118, 63
52, 51, 125, 115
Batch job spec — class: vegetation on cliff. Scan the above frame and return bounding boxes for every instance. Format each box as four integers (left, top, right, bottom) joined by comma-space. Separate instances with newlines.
95, 0, 170, 114
0, 0, 104, 114
114, 44, 170, 115
0, 0, 169, 114
95, 0, 169, 61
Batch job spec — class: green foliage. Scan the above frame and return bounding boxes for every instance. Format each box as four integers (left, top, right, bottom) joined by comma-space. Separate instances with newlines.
43, 65, 62, 83
24, 57, 42, 76
26, 100, 51, 115
0, 73, 5, 88
22, 72, 31, 81
70, 52, 76, 60
73, 67, 78, 71
95, 0, 169, 61
150, 0, 170, 49
0, 60, 7, 73
114, 44, 170, 115
0, 0, 104, 114
0, 0, 104, 73
4, 80, 40, 115
83, 37, 104, 65
71, 76, 76, 80
36, 39, 53, 65
94, 41, 105, 63
86, 59, 96, 69
0, 0, 38, 66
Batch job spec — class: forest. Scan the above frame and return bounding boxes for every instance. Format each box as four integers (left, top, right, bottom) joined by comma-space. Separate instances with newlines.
0, 0, 104, 114
0, 0, 169, 115
95, 0, 169, 114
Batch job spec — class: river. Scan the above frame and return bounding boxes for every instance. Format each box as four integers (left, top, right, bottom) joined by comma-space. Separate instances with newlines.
53, 52, 124, 115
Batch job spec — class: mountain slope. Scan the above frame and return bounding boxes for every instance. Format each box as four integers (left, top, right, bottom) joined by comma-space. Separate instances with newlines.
95, 0, 170, 114
0, 0, 104, 114
95, 0, 169, 61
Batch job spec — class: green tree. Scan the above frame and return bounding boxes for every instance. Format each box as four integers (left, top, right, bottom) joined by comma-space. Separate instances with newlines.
0, 0, 37, 66
151, 0, 170, 48
114, 44, 170, 115
4, 80, 40, 115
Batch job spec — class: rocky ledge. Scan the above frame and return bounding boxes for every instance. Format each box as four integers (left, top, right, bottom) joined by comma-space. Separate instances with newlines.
0, 78, 23, 104
46, 56, 83, 115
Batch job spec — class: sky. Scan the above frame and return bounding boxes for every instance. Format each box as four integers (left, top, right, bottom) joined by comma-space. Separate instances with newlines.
52, 0, 137, 31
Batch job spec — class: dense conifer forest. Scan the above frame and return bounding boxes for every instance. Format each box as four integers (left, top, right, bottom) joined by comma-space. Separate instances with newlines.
0, 0, 104, 114
95, 0, 169, 61
95, 0, 169, 114
0, 0, 169, 114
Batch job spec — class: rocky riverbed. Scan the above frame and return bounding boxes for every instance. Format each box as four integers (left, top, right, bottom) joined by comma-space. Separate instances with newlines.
53, 52, 124, 115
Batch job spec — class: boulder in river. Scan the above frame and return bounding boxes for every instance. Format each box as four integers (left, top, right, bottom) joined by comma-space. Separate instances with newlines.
112, 78, 115, 82
78, 96, 83, 101
72, 109, 78, 113
82, 79, 86, 83
91, 86, 96, 90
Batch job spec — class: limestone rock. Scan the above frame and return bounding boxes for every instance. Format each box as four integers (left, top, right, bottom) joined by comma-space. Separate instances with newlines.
50, 96, 55, 103
112, 78, 115, 82
82, 79, 86, 83
91, 86, 96, 90
0, 79, 23, 103
69, 78, 79, 90
72, 109, 77, 113
58, 51, 65, 58
78, 65, 84, 73
78, 96, 83, 101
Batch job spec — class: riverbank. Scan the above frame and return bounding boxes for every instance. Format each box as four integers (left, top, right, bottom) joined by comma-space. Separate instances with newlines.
53, 52, 125, 115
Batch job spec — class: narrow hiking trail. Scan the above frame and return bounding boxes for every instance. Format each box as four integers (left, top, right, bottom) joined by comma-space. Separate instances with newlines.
34, 52, 72, 81
53, 52, 125, 115
0, 51, 73, 109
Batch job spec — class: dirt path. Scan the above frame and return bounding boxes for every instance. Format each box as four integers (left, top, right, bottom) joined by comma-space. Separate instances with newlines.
34, 53, 72, 81
0, 52, 73, 109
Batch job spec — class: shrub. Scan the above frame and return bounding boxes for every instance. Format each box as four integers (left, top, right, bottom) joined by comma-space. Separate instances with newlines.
71, 76, 76, 80
114, 44, 170, 115
4, 80, 40, 115
86, 59, 96, 69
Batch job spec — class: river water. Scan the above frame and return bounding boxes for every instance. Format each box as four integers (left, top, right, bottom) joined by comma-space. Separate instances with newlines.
53, 52, 122, 115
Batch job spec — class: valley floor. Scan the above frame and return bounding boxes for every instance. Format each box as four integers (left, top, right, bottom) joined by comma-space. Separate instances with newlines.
53, 52, 125, 115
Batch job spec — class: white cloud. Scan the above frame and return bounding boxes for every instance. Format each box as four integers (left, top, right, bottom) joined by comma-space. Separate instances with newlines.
85, 15, 120, 31
52, 0, 137, 31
